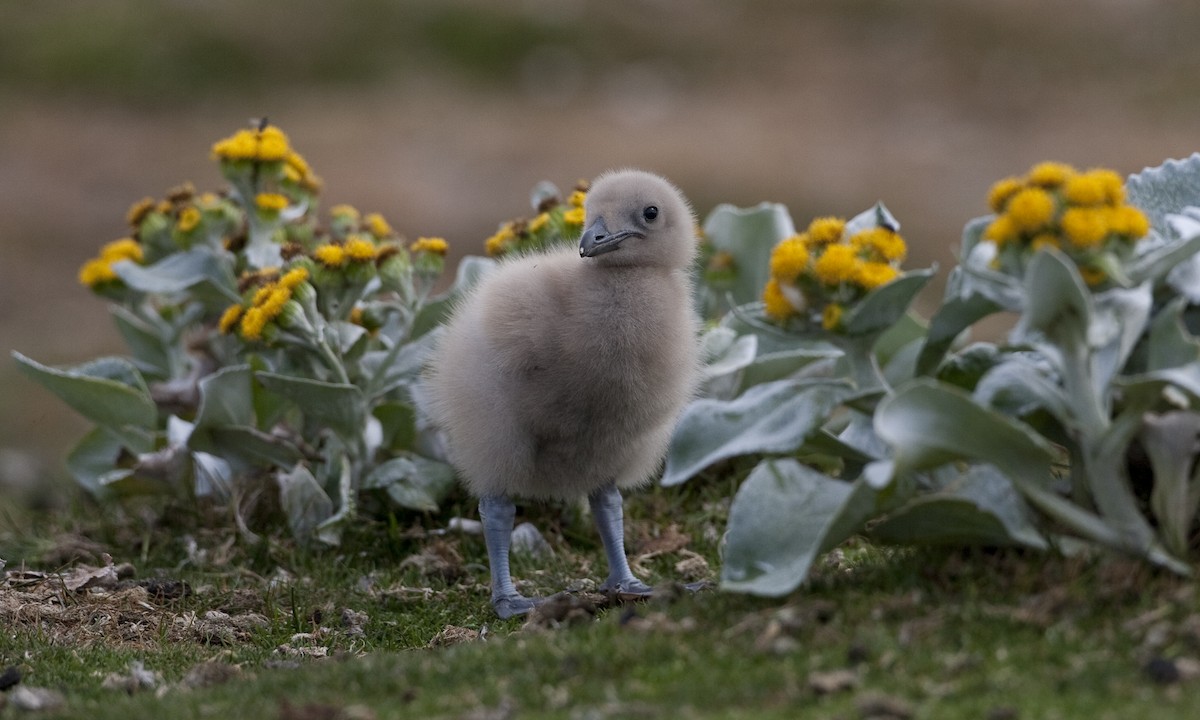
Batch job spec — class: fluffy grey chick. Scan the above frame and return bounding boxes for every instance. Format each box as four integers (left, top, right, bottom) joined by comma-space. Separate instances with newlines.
425, 169, 701, 618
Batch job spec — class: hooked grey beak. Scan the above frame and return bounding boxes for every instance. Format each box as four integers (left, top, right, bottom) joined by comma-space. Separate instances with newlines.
579, 217, 641, 258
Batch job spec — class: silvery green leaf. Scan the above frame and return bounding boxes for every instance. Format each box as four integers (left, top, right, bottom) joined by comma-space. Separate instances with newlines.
699, 328, 758, 399
112, 248, 239, 305
870, 464, 1047, 549
411, 256, 497, 338
661, 379, 854, 487
331, 321, 369, 356
699, 327, 758, 379
874, 379, 1058, 487
13, 352, 157, 430
974, 352, 1070, 424
362, 327, 442, 399
840, 267, 936, 337
1139, 411, 1200, 558
1127, 225, 1200, 292
916, 293, 1003, 377
256, 371, 365, 440
110, 306, 170, 378
721, 459, 876, 596
1126, 153, 1200, 233
67, 427, 130, 497
880, 337, 923, 388
1146, 298, 1200, 371
202, 426, 303, 468
363, 453, 456, 512
843, 201, 900, 238
1089, 284, 1152, 390
276, 464, 333, 541
1012, 249, 1091, 350
195, 365, 255, 429
193, 451, 234, 500
702, 202, 795, 308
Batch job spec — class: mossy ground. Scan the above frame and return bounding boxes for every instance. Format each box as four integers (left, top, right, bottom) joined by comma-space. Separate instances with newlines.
2, 481, 1198, 719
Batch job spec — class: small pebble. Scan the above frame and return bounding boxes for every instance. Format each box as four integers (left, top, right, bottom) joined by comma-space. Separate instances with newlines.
1144, 656, 1181, 685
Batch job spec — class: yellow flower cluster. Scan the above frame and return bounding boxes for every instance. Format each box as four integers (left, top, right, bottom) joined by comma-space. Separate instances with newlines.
78, 238, 144, 288
984, 162, 1149, 285
220, 267, 310, 341
312, 234, 381, 268
485, 223, 517, 257
255, 192, 289, 214
763, 216, 908, 331
484, 181, 589, 257
410, 237, 449, 255
211, 124, 291, 163
364, 213, 393, 238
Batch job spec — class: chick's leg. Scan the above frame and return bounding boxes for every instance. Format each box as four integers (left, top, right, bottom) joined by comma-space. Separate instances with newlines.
479, 495, 541, 619
589, 484, 652, 595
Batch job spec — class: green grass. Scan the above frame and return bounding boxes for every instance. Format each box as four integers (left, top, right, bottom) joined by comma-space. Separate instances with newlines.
3, 482, 1199, 719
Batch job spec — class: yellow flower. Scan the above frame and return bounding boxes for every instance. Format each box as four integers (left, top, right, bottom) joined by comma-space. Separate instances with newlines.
1079, 266, 1107, 286
1030, 233, 1060, 251
256, 126, 290, 162
212, 125, 291, 163
762, 278, 795, 321
485, 229, 512, 256
850, 227, 907, 263
78, 258, 117, 287
218, 304, 244, 334
364, 213, 393, 238
813, 244, 859, 285
197, 192, 221, 209
528, 213, 550, 234
1027, 162, 1076, 188
1108, 205, 1150, 239
260, 287, 291, 319
569, 190, 587, 208
563, 207, 585, 226
1094, 169, 1125, 205
345, 235, 378, 262
314, 244, 348, 267
255, 193, 289, 213
126, 197, 156, 227
1006, 187, 1056, 232
177, 206, 202, 233
279, 267, 310, 289
285, 151, 312, 179
807, 217, 846, 245
240, 307, 268, 341
984, 215, 1017, 246
411, 237, 449, 255
854, 261, 899, 290
349, 306, 365, 326
822, 303, 843, 331
330, 204, 360, 222
768, 235, 811, 283
212, 129, 258, 161
1060, 207, 1109, 248
987, 177, 1024, 213
100, 238, 144, 263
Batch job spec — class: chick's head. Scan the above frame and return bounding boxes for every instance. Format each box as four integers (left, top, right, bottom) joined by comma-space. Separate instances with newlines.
579, 169, 696, 270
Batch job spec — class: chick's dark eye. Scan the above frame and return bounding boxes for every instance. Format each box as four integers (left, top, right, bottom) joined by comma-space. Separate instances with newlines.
643, 205, 659, 222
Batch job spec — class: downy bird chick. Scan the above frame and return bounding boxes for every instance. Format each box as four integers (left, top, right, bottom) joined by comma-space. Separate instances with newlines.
425, 169, 701, 618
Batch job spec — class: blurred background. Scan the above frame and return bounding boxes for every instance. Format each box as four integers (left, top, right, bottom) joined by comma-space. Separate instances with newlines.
3, 0, 1199, 511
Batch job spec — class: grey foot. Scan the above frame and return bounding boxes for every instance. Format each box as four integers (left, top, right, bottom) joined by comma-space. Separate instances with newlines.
600, 578, 654, 597
492, 593, 544, 620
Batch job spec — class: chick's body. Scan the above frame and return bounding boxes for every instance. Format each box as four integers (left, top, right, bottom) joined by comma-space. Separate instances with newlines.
430, 247, 698, 501
424, 169, 700, 617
